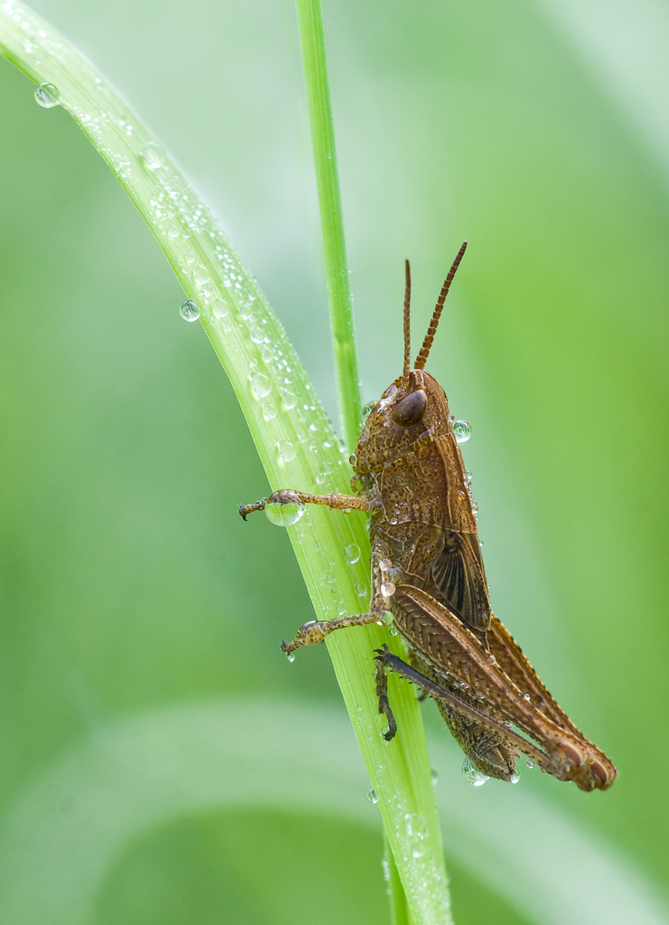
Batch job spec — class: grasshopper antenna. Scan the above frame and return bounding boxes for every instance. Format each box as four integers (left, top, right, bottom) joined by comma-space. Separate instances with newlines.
403, 259, 412, 380
414, 240, 467, 370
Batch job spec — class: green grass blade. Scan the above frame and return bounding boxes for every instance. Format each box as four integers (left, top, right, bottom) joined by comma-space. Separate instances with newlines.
0, 2, 451, 921
295, 0, 362, 450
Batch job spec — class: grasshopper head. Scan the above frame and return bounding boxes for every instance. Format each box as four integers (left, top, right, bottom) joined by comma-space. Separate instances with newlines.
353, 242, 467, 476
354, 370, 452, 474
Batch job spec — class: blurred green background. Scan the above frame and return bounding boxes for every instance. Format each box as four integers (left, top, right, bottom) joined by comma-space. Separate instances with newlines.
1, 0, 668, 923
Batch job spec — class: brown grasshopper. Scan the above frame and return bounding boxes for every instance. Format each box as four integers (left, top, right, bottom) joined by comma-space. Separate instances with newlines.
240, 242, 617, 792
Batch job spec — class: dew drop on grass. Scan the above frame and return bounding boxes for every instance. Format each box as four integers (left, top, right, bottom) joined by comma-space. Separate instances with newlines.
461, 758, 489, 786
367, 789, 379, 804
213, 298, 229, 318
140, 141, 164, 168
180, 299, 199, 322
261, 401, 277, 421
249, 371, 271, 399
344, 543, 360, 564
34, 82, 60, 108
194, 265, 210, 286
453, 420, 471, 443
265, 501, 305, 527
277, 441, 296, 463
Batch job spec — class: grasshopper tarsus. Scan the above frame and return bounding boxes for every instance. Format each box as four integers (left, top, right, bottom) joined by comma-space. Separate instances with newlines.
239, 499, 267, 519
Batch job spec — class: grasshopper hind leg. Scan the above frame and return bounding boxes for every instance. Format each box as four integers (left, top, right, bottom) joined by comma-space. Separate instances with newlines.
374, 645, 519, 782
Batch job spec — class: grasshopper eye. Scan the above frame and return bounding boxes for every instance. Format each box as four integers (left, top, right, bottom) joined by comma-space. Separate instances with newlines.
391, 390, 427, 427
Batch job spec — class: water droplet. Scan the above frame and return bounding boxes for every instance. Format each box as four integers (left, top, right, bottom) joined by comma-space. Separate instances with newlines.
380, 581, 396, 598
413, 846, 426, 859
462, 758, 489, 786
376, 610, 393, 627
453, 420, 472, 444
213, 298, 229, 318
140, 141, 164, 168
367, 788, 379, 804
264, 501, 305, 527
277, 441, 296, 463
361, 401, 376, 422
34, 82, 60, 108
180, 299, 199, 322
349, 453, 357, 467
510, 769, 521, 784
286, 651, 296, 663
250, 371, 272, 399
523, 692, 531, 701
167, 224, 180, 238
281, 389, 297, 410
431, 768, 439, 785
354, 582, 367, 598
344, 543, 360, 565
381, 858, 390, 882
404, 813, 419, 836
261, 401, 277, 421
192, 265, 209, 286
526, 757, 535, 769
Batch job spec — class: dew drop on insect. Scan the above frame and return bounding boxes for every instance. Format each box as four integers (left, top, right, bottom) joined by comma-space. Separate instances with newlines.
453, 420, 471, 444
361, 401, 376, 422
250, 371, 271, 399
523, 692, 531, 701
510, 769, 521, 784
34, 82, 60, 108
286, 651, 296, 663
277, 441, 296, 463
367, 788, 379, 804
526, 758, 535, 769
380, 581, 396, 598
462, 758, 489, 786
180, 299, 199, 322
140, 141, 164, 168
264, 501, 305, 527
344, 543, 360, 565
376, 610, 393, 627
349, 453, 357, 467
213, 298, 229, 318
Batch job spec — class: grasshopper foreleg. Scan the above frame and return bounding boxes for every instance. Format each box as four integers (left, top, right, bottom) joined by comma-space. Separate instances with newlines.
279, 541, 397, 655
239, 489, 378, 520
